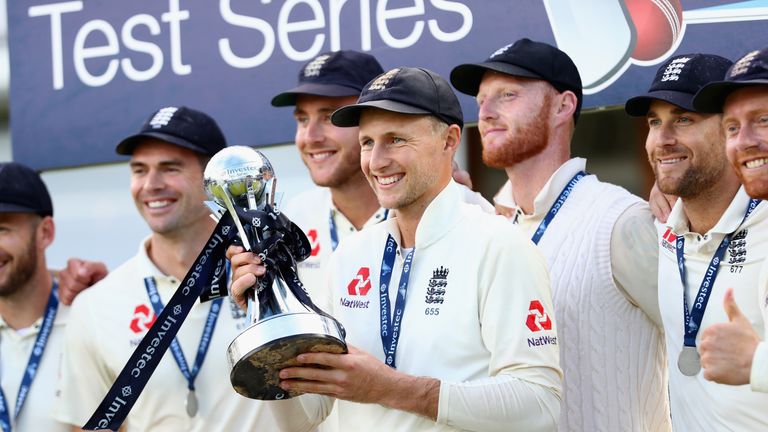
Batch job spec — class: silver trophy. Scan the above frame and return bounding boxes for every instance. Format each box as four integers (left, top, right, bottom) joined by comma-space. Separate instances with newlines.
204, 146, 346, 400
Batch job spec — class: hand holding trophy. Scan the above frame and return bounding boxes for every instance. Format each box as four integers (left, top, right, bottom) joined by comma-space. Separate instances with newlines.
82, 146, 345, 431
204, 146, 347, 400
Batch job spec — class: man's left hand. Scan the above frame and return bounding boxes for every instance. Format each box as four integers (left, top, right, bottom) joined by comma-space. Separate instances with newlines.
278, 345, 398, 404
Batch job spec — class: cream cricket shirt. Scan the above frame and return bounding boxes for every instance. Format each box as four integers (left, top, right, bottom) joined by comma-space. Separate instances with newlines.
658, 187, 768, 430
53, 238, 277, 432
283, 185, 492, 304
283, 181, 561, 432
0, 301, 69, 432
495, 158, 670, 432
750, 259, 768, 393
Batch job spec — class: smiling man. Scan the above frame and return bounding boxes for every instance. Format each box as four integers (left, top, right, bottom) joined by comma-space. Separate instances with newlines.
271, 51, 388, 307
692, 46, 768, 397
53, 107, 278, 431
451, 38, 669, 432
626, 52, 768, 430
0, 162, 68, 431
228, 67, 561, 431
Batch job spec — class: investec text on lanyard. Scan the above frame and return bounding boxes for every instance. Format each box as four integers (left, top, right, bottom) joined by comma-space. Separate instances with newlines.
675, 198, 760, 376
0, 283, 59, 432
329, 209, 390, 251
143, 276, 223, 417
378, 234, 415, 369
530, 171, 586, 245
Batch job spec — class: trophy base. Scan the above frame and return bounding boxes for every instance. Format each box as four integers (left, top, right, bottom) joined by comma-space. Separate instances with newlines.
228, 312, 347, 400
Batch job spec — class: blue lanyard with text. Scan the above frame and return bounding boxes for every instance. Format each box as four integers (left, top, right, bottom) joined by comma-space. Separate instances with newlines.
378, 234, 415, 369
0, 283, 59, 432
329, 209, 389, 251
676, 198, 760, 347
143, 277, 222, 395
530, 171, 586, 245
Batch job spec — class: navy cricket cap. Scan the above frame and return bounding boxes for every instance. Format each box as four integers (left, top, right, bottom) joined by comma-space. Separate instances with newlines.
0, 162, 53, 217
116, 106, 227, 156
625, 53, 733, 116
450, 38, 583, 121
271, 50, 385, 107
693, 47, 768, 113
331, 67, 464, 129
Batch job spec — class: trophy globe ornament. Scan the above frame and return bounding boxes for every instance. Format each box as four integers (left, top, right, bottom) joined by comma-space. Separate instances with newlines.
204, 146, 347, 400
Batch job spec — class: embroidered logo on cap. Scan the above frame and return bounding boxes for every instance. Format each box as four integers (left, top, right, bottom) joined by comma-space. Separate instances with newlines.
304, 54, 331, 77
661, 56, 691, 82
490, 43, 513, 59
368, 68, 401, 91
148, 107, 178, 129
730, 50, 760, 78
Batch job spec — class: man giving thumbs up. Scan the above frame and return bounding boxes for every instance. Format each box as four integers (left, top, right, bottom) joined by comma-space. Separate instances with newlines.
700, 288, 762, 385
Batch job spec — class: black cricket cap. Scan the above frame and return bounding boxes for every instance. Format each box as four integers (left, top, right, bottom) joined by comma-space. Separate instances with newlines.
450, 38, 583, 121
625, 53, 733, 116
693, 46, 768, 113
331, 67, 463, 129
271, 50, 385, 107
116, 106, 227, 156
0, 162, 53, 217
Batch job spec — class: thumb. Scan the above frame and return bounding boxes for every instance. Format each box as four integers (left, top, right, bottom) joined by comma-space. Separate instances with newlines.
723, 288, 746, 322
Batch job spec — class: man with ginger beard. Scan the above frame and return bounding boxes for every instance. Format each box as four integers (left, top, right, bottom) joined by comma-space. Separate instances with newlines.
627, 52, 768, 430
450, 38, 671, 431
691, 46, 768, 398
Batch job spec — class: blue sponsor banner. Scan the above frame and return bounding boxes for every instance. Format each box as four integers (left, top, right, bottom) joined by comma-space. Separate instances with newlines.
8, 0, 768, 170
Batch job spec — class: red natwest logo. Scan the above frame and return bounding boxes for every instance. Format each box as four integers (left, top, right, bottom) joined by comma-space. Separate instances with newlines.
526, 300, 552, 332
347, 267, 372, 296
307, 229, 321, 257
662, 228, 677, 244
130, 304, 157, 333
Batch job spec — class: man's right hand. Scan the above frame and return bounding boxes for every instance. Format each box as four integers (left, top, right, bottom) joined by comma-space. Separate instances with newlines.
57, 258, 108, 305
226, 245, 267, 310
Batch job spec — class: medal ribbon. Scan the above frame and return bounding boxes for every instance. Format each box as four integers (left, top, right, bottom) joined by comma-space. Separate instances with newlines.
143, 277, 223, 397
676, 198, 760, 348
0, 283, 59, 432
378, 234, 415, 369
83, 205, 340, 431
530, 171, 586, 245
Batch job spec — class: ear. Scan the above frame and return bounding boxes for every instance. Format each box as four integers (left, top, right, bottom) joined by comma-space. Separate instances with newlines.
554, 90, 578, 126
37, 216, 55, 250
443, 124, 462, 156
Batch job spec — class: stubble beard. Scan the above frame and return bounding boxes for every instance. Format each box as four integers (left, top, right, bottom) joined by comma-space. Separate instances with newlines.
0, 236, 37, 298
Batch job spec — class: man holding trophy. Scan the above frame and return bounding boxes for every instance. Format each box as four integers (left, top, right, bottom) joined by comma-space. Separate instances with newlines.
53, 107, 279, 431
228, 67, 562, 431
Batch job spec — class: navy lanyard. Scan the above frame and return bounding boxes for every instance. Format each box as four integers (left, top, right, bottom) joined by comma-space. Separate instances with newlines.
676, 198, 760, 347
329, 209, 389, 251
143, 277, 222, 394
378, 234, 415, 369
530, 171, 586, 245
0, 283, 59, 432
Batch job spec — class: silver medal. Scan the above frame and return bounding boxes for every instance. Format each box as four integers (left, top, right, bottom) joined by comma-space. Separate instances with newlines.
677, 346, 701, 376
186, 390, 198, 417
